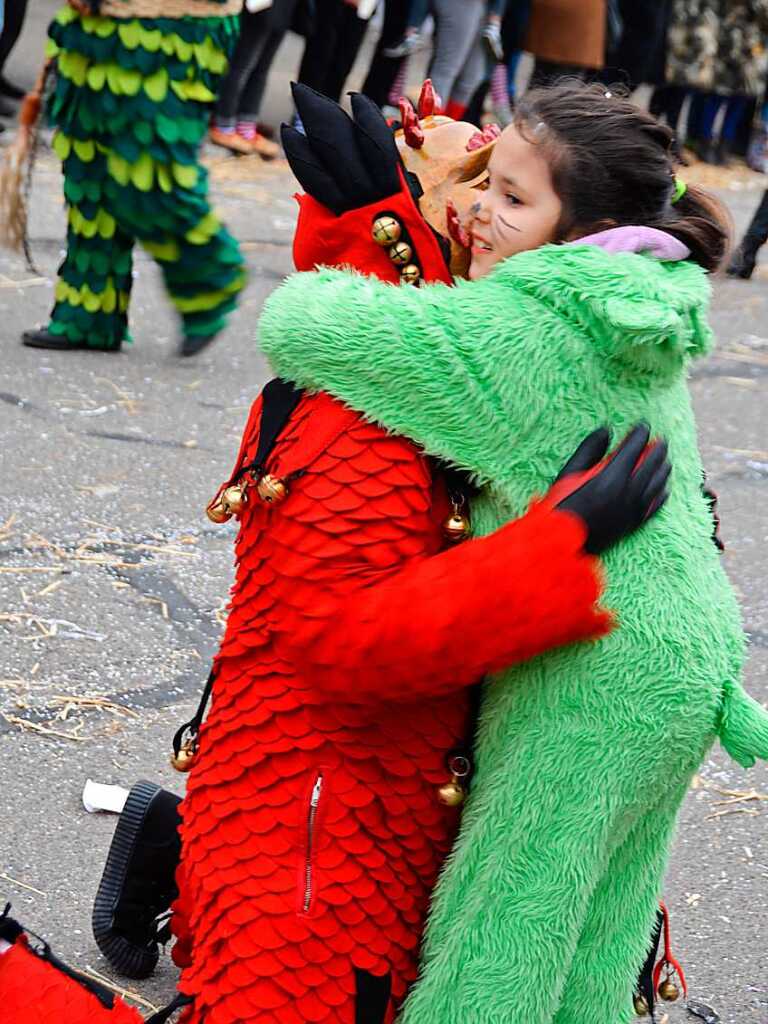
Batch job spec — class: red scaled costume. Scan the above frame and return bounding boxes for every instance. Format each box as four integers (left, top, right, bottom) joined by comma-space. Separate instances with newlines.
0, 98, 610, 1024
166, 160, 612, 1021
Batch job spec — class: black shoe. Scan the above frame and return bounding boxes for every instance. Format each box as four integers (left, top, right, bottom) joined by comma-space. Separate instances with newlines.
180, 332, 219, 357
22, 328, 120, 351
0, 75, 25, 101
92, 780, 182, 979
726, 244, 758, 279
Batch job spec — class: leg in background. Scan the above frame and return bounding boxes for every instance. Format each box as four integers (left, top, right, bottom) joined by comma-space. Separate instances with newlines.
0, 0, 28, 75
321, 2, 371, 104
42, 146, 133, 351
361, 0, 411, 108
449, 32, 489, 122
428, 0, 485, 111
212, 6, 273, 150
296, 0, 345, 98
234, 27, 287, 157
728, 188, 768, 278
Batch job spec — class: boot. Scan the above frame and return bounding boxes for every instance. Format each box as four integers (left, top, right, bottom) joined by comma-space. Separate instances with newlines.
92, 781, 182, 979
727, 190, 768, 279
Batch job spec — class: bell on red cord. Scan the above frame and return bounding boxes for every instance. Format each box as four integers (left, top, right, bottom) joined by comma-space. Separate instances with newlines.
257, 473, 288, 504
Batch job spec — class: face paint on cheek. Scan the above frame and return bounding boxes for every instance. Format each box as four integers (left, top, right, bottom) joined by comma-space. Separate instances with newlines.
495, 212, 521, 237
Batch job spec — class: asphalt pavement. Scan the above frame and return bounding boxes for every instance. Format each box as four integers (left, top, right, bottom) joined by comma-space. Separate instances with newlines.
0, 4, 766, 1022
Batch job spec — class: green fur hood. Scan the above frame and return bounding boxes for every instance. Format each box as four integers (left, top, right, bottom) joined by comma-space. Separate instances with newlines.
485, 243, 713, 371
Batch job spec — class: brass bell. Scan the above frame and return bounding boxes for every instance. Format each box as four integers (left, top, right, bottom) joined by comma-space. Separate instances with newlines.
256, 473, 288, 504
437, 778, 466, 807
400, 263, 421, 286
389, 240, 413, 266
632, 994, 650, 1016
443, 511, 471, 543
372, 215, 402, 246
221, 483, 246, 515
658, 979, 680, 1002
170, 737, 197, 773
206, 493, 231, 524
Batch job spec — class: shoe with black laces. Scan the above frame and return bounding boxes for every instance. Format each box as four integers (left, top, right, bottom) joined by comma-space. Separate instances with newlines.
92, 780, 182, 979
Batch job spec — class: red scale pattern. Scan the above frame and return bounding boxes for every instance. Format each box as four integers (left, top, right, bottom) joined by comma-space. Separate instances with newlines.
0, 940, 143, 1023
170, 390, 612, 1024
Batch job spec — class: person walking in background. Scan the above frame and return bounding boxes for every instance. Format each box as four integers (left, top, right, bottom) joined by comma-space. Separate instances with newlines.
727, 189, 768, 279
210, 0, 295, 158
22, 0, 245, 357
663, 0, 768, 165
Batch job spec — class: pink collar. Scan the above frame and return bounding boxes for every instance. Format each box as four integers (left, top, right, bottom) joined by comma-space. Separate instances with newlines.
573, 225, 691, 261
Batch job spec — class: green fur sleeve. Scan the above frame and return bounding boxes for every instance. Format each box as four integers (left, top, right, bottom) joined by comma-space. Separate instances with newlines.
259, 267, 552, 484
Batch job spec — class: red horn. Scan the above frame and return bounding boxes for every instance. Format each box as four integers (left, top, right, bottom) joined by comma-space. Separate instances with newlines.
417, 79, 436, 119
398, 97, 425, 149
445, 199, 470, 249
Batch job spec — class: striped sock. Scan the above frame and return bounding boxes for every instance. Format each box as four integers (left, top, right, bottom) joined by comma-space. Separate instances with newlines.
237, 120, 257, 140
490, 63, 508, 107
215, 120, 236, 134
387, 58, 410, 107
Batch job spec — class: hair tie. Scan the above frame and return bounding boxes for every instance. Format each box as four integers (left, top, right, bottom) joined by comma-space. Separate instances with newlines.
671, 177, 687, 204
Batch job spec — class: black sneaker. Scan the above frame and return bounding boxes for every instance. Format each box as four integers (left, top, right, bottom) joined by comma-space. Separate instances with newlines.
726, 244, 758, 280
21, 328, 121, 352
92, 780, 182, 979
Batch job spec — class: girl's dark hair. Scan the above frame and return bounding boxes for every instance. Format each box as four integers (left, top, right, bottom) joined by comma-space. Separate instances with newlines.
514, 80, 731, 272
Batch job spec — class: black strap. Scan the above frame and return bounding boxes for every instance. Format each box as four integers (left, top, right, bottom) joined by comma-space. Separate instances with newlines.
145, 992, 195, 1023
175, 379, 305, 753
238, 377, 304, 481
355, 968, 392, 1024
173, 669, 216, 758
636, 908, 664, 1016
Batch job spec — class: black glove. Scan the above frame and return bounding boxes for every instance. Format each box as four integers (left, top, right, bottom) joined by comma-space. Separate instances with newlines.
555, 423, 671, 555
281, 84, 409, 215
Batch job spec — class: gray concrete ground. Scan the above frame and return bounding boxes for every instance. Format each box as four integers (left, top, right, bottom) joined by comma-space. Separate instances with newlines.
0, 3, 766, 1022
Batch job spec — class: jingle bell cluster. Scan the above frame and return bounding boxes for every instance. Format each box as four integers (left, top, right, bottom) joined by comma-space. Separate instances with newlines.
372, 215, 422, 286
632, 972, 681, 1017
207, 472, 289, 524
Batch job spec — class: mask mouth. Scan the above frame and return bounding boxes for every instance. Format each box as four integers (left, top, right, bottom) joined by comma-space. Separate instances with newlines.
471, 234, 493, 253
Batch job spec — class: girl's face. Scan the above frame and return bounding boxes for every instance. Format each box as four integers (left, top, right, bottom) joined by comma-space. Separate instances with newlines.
467, 125, 563, 280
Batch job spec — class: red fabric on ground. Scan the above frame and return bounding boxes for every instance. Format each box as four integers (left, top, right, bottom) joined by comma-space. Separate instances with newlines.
0, 940, 142, 1023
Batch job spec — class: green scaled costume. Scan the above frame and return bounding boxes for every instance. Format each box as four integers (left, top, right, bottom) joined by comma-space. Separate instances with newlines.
259, 244, 767, 1023
44, 2, 244, 350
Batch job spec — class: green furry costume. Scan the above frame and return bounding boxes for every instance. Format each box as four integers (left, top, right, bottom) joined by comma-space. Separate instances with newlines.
259, 243, 768, 1023
44, 2, 244, 350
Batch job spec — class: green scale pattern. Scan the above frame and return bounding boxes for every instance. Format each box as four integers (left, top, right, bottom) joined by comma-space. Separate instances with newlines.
45, 5, 244, 349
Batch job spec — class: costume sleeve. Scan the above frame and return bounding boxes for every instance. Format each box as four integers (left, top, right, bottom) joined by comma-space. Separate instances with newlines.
259, 267, 550, 486
277, 501, 612, 703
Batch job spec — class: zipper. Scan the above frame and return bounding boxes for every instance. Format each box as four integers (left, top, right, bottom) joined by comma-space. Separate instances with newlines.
302, 773, 323, 913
